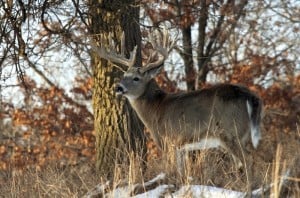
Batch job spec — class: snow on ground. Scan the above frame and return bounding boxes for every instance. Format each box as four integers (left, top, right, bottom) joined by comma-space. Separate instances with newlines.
134, 184, 246, 198
84, 172, 276, 198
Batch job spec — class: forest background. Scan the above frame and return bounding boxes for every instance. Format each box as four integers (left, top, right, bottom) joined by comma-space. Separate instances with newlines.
0, 0, 299, 196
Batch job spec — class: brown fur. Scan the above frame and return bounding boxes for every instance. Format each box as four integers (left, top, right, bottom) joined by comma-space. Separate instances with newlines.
126, 79, 262, 154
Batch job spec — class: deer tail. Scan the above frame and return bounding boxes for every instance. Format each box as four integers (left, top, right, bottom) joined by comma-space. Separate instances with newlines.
246, 97, 262, 149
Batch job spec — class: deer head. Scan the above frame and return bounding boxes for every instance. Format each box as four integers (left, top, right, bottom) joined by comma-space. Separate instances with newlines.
90, 29, 174, 101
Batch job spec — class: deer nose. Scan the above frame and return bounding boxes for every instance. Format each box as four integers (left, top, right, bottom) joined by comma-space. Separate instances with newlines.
115, 83, 127, 95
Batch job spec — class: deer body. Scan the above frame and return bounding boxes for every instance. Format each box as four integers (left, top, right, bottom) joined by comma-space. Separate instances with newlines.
92, 30, 262, 173
120, 78, 261, 151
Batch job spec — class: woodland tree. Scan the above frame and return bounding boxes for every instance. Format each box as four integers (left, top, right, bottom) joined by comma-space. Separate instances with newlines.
89, 0, 146, 176
143, 0, 248, 90
0, 0, 146, 176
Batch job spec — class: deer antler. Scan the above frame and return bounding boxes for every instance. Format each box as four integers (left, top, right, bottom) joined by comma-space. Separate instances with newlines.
140, 28, 175, 73
90, 32, 137, 71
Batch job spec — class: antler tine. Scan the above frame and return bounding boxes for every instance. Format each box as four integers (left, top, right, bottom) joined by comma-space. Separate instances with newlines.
121, 32, 125, 57
162, 28, 168, 49
89, 32, 137, 70
108, 33, 115, 52
140, 28, 174, 73
162, 27, 176, 53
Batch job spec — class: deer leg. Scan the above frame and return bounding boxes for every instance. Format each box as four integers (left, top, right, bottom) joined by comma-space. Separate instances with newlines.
176, 137, 243, 175
176, 149, 185, 175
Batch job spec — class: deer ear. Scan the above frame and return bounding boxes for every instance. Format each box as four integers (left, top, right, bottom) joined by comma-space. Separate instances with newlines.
142, 64, 163, 79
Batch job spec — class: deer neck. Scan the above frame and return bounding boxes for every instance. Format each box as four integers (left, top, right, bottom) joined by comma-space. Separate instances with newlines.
128, 79, 166, 133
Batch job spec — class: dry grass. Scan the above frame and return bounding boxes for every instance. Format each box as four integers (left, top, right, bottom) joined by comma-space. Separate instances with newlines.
1, 128, 300, 197
0, 162, 98, 197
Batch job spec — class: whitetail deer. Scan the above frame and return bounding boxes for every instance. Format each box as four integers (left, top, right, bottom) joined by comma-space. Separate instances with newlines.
91, 29, 263, 174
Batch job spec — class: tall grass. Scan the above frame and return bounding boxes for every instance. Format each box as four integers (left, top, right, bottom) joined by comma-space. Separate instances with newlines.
1, 128, 299, 197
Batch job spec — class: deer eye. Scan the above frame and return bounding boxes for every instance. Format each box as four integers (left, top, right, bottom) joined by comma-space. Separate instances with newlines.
133, 77, 140, 82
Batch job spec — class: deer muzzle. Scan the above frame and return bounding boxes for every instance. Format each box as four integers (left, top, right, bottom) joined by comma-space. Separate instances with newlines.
115, 83, 127, 95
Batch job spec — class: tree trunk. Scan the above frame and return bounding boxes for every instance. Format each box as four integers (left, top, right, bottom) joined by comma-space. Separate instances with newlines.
197, 0, 209, 85
181, 26, 196, 91
197, 0, 248, 85
89, 0, 146, 177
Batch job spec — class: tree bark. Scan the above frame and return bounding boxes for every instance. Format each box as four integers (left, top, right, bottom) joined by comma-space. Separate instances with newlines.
181, 26, 196, 91
197, 0, 209, 85
89, 0, 146, 177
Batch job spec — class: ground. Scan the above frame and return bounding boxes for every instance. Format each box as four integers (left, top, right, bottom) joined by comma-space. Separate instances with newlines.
0, 121, 299, 197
